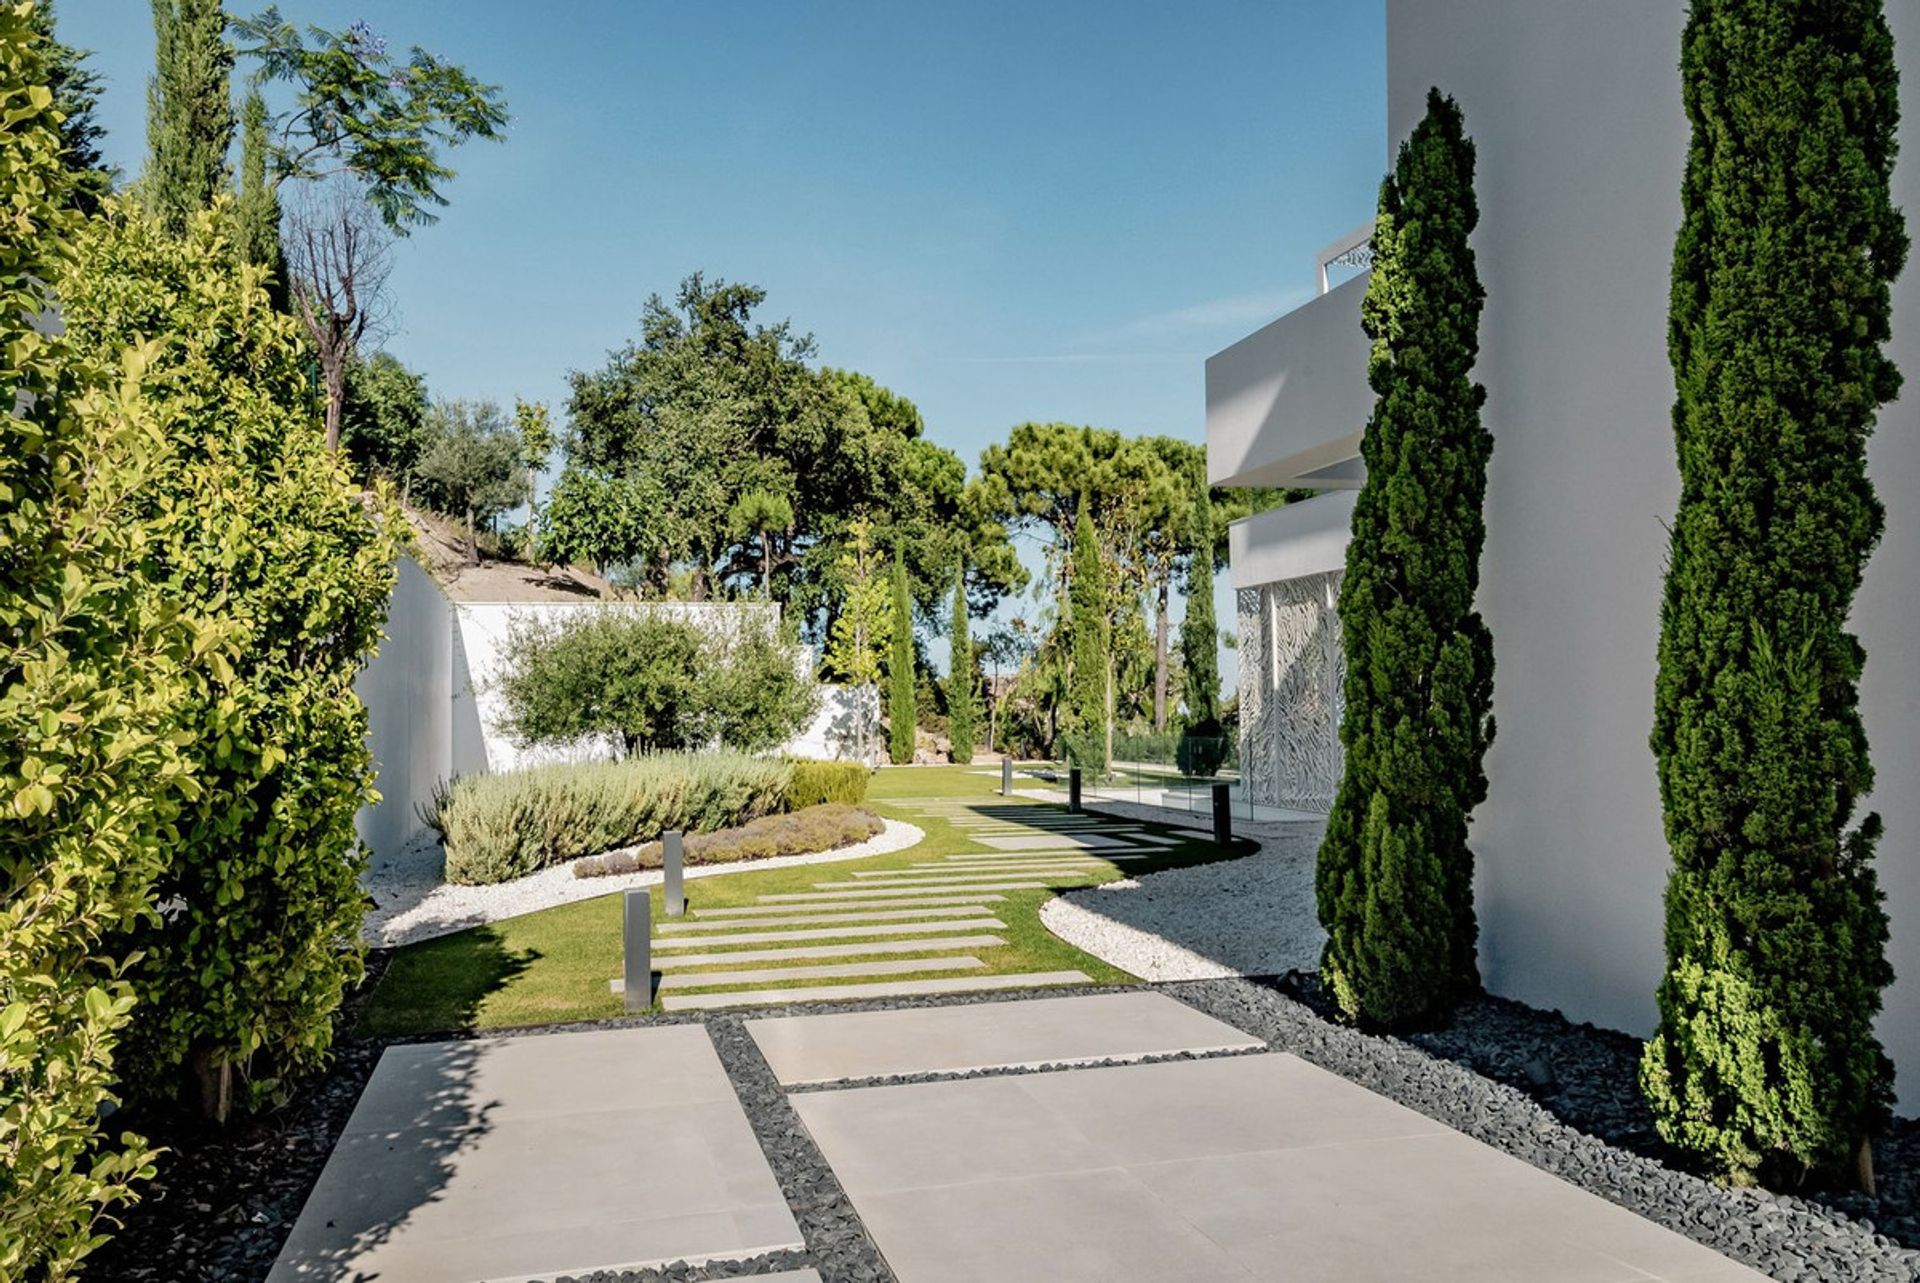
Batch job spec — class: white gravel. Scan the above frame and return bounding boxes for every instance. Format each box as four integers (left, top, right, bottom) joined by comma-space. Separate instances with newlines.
1040, 816, 1328, 981
363, 819, 926, 948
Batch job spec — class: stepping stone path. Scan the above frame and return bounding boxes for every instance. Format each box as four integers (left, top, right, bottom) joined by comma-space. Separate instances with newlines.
639, 797, 1194, 1012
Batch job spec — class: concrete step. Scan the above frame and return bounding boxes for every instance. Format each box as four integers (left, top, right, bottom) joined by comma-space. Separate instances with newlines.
658, 956, 987, 991
661, 907, 997, 932
655, 935, 1006, 968
653, 919, 1004, 949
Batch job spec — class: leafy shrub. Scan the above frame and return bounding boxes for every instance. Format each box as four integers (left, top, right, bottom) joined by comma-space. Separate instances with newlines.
426, 754, 792, 884
60, 202, 400, 1121
498, 608, 818, 757
784, 759, 870, 808
1174, 722, 1230, 778
574, 804, 883, 877
1, 16, 188, 1272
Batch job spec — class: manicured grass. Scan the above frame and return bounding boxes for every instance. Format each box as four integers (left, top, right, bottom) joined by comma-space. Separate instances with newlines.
359, 764, 1250, 1036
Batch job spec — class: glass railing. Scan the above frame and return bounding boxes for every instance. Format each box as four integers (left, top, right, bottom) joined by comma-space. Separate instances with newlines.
1015, 732, 1267, 824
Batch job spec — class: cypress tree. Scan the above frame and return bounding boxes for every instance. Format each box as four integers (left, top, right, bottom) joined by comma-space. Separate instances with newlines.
1176, 477, 1223, 774
1316, 89, 1493, 1028
887, 553, 915, 764
1067, 503, 1109, 774
1642, 0, 1904, 1190
145, 0, 232, 235
235, 85, 283, 298
947, 565, 978, 764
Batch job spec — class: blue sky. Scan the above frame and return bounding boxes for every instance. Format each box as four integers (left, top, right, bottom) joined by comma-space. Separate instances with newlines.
54, 0, 1385, 689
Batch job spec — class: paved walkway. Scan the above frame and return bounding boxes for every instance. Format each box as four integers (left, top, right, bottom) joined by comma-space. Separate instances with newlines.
273, 989, 1771, 1282
636, 797, 1183, 1011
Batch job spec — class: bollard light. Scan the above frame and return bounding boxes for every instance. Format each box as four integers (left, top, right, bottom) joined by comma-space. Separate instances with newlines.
623, 888, 651, 1011
663, 829, 686, 917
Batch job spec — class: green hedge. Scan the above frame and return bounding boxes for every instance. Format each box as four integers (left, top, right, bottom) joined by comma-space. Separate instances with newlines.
784, 759, 870, 809
573, 804, 883, 878
427, 754, 791, 884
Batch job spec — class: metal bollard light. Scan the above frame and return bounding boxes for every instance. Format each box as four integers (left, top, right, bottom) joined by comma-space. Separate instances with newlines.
1001, 757, 1013, 797
663, 829, 686, 917
1212, 782, 1233, 847
623, 888, 651, 1011
1068, 767, 1082, 814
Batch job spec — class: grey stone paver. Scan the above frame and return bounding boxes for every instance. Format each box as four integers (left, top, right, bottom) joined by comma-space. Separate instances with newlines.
778, 881, 1064, 897
846, 863, 1101, 878
746, 991, 1263, 1085
660, 907, 997, 931
654, 935, 1007, 968
653, 919, 1005, 948
267, 1026, 800, 1282
659, 956, 986, 990
660, 969, 1092, 1012
692, 896, 1006, 916
976, 834, 1160, 851
738, 892, 1008, 909
824, 875, 1100, 890
789, 1051, 1769, 1282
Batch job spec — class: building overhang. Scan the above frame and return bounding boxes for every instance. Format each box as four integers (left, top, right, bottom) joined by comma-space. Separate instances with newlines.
1228, 490, 1357, 589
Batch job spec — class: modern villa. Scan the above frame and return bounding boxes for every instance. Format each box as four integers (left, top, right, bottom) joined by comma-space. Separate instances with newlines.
1210, 0, 1920, 1103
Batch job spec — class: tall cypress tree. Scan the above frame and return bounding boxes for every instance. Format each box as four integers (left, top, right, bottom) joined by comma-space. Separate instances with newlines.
1316, 89, 1493, 1029
887, 553, 915, 764
947, 565, 978, 764
1067, 503, 1109, 773
1176, 477, 1223, 774
145, 0, 232, 235
235, 85, 283, 294
1642, 0, 1904, 1191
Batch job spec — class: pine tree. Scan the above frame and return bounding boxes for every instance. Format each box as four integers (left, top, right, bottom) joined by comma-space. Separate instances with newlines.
29, 0, 114, 213
1316, 89, 1494, 1029
1067, 503, 1109, 773
235, 85, 283, 299
887, 552, 915, 764
947, 565, 978, 764
1641, 0, 1904, 1191
145, 0, 232, 235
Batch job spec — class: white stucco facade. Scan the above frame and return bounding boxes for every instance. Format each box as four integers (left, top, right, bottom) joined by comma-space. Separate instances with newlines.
1214, 0, 1920, 1106
354, 565, 874, 859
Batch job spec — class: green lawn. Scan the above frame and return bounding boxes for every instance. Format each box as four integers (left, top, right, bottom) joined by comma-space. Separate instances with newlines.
358, 763, 1250, 1037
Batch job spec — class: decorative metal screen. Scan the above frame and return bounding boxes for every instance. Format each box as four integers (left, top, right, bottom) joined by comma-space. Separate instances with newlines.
1238, 571, 1345, 812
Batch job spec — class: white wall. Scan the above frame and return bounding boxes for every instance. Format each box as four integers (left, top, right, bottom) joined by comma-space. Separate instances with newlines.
1387, 0, 1920, 1105
1856, 0, 1920, 1110
354, 557, 453, 858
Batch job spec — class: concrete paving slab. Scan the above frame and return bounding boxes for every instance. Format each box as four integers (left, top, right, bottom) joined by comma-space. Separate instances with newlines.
746, 893, 1007, 909
846, 864, 1099, 877
756, 886, 1055, 902
697, 897, 1005, 916
268, 1026, 799, 1282
791, 1050, 1767, 1283
654, 936, 1006, 968
653, 919, 1005, 948
827, 874, 1101, 889
660, 970, 1092, 1012
975, 834, 1154, 851
661, 907, 996, 931
776, 881, 1062, 896
659, 956, 985, 990
747, 992, 1263, 1086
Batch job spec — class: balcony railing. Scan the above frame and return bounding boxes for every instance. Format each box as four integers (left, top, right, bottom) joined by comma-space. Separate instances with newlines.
1315, 221, 1376, 295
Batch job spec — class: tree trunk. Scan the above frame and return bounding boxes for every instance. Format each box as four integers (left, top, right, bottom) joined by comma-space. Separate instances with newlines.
323, 352, 346, 453
1153, 574, 1171, 732
761, 529, 772, 597
191, 1046, 233, 1125
988, 664, 999, 756
464, 499, 477, 564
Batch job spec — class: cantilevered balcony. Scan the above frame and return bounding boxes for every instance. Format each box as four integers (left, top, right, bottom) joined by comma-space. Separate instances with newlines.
1205, 222, 1374, 491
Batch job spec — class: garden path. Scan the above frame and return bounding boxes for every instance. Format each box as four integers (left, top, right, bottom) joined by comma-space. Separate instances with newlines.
624, 797, 1177, 1011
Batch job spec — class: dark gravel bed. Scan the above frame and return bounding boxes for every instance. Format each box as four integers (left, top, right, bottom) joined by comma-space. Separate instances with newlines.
86, 951, 398, 1283
781, 1043, 1267, 1094
1166, 975, 1920, 1283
